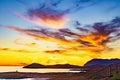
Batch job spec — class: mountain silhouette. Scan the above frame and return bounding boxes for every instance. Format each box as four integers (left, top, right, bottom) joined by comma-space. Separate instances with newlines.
23, 63, 82, 68
84, 58, 120, 67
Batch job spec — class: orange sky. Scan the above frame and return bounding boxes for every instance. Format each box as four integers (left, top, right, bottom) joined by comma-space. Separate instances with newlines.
0, 0, 120, 66
0, 39, 120, 66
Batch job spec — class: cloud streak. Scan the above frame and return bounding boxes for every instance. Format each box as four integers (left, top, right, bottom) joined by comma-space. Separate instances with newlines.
0, 48, 35, 53
13, 39, 37, 47
6, 17, 120, 54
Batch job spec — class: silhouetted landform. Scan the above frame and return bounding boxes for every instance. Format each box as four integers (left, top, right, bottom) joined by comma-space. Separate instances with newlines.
0, 59, 120, 80
84, 58, 120, 67
23, 63, 82, 68
84, 59, 120, 80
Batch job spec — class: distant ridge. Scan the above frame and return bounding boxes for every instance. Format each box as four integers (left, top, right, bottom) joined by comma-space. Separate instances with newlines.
84, 58, 120, 67
23, 63, 82, 68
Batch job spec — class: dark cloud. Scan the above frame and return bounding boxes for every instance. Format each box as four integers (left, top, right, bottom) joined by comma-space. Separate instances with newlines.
49, 0, 63, 7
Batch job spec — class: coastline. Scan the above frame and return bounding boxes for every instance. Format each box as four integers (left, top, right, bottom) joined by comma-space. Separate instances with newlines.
0, 72, 86, 80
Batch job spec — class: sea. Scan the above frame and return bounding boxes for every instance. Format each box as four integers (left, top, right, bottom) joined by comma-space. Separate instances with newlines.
0, 66, 83, 80
0, 66, 83, 73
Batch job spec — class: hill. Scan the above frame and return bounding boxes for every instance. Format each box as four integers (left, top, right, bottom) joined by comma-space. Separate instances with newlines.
23, 63, 82, 68
84, 58, 120, 67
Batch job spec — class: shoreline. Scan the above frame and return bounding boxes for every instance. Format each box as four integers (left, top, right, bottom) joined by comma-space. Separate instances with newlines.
0, 72, 86, 80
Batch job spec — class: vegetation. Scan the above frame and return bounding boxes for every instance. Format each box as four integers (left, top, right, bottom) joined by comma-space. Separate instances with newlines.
108, 72, 120, 80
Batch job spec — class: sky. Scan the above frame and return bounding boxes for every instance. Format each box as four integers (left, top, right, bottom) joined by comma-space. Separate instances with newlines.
0, 0, 120, 66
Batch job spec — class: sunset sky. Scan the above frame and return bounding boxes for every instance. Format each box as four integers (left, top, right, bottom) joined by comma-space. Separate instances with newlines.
0, 0, 120, 66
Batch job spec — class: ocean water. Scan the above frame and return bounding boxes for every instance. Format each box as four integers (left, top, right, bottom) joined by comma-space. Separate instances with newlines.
0, 66, 82, 73
0, 66, 84, 80
0, 66, 21, 72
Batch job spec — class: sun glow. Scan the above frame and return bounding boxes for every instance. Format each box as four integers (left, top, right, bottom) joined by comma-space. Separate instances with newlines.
0, 0, 120, 66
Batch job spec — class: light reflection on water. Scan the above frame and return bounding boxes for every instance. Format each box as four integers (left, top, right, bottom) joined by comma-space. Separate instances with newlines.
0, 78, 50, 80
0, 66, 70, 73
0, 66, 83, 73
0, 66, 85, 80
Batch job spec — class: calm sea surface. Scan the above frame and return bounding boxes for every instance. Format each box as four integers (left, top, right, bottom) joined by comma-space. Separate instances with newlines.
0, 66, 82, 73
0, 66, 84, 80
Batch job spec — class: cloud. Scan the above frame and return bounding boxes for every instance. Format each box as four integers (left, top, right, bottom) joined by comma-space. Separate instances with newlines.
13, 39, 36, 47
6, 17, 120, 54
15, 0, 69, 29
67, 0, 98, 13
15, 0, 98, 29
0, 48, 35, 53
15, 9, 69, 29
7, 26, 80, 47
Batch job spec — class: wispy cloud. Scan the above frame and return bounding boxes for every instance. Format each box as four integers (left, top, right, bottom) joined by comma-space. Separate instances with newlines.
6, 17, 120, 54
0, 48, 36, 53
13, 39, 37, 47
